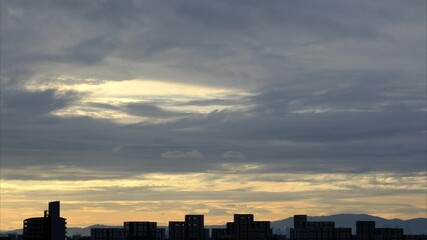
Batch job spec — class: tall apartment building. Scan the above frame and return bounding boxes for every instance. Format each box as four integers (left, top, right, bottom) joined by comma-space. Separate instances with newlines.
23, 201, 66, 240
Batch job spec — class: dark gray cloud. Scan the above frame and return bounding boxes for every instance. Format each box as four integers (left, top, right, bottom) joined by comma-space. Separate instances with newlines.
123, 103, 190, 118
1, 89, 79, 118
1, 86, 425, 177
3, 0, 425, 87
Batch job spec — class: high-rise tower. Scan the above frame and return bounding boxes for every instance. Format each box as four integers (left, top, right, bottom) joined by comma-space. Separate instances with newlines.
23, 201, 67, 240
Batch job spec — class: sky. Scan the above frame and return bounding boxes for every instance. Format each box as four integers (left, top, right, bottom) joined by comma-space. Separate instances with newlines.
0, 0, 426, 230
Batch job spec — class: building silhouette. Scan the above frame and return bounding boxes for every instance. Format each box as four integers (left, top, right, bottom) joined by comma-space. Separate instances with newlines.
169, 221, 186, 240
290, 215, 336, 240
91, 228, 124, 240
356, 221, 376, 240
334, 228, 353, 240
356, 221, 404, 240
404, 236, 427, 240
233, 214, 272, 240
124, 222, 160, 240
18, 205, 427, 240
289, 215, 422, 240
155, 228, 166, 240
293, 215, 307, 229
211, 214, 272, 240
22, 201, 66, 240
168, 215, 208, 240
185, 215, 208, 240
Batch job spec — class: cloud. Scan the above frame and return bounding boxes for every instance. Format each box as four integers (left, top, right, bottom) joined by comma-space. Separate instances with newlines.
223, 151, 246, 159
161, 150, 205, 159
0, 0, 426, 229
1, 89, 79, 118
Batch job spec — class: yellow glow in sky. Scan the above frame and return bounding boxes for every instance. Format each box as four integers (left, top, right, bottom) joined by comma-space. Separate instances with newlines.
24, 78, 251, 123
1, 171, 426, 230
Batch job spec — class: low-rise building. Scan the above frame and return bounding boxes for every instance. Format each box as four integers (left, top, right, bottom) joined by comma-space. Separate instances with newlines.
91, 228, 124, 240
124, 222, 157, 240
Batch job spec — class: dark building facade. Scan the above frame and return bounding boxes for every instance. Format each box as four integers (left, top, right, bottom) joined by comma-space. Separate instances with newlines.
211, 229, 232, 240
155, 228, 165, 240
23, 218, 47, 240
124, 222, 158, 240
290, 218, 335, 240
47, 202, 66, 240
289, 215, 420, 240
293, 215, 307, 229
23, 201, 66, 240
185, 215, 207, 240
214, 214, 273, 240
356, 222, 405, 240
356, 221, 376, 240
169, 215, 208, 240
334, 228, 352, 240
290, 215, 352, 240
374, 228, 404, 240
404, 236, 427, 240
211, 214, 274, 240
169, 221, 185, 240
91, 228, 124, 240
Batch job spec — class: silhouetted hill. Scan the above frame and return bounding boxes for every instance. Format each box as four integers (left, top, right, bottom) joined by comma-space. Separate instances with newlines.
67, 225, 122, 236
0, 224, 122, 237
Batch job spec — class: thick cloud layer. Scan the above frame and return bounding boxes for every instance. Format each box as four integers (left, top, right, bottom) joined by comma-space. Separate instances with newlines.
1, 0, 426, 229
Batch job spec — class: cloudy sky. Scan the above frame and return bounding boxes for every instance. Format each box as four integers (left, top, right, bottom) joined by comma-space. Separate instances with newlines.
1, 0, 426, 230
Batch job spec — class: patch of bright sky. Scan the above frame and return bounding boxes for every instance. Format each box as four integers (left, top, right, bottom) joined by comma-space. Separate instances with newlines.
24, 77, 252, 124
1, 171, 426, 229
2, 171, 425, 195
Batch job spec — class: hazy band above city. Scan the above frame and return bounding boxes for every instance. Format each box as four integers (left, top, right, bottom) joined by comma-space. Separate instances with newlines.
1, 0, 426, 231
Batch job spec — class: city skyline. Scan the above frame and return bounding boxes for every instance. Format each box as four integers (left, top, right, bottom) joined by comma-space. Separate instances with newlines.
1, 0, 426, 231
3, 201, 427, 231
11, 201, 427, 240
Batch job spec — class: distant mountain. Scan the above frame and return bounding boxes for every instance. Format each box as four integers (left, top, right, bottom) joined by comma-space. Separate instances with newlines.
271, 214, 427, 236
0, 224, 122, 237
2, 214, 426, 237
67, 225, 122, 236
